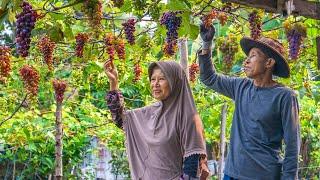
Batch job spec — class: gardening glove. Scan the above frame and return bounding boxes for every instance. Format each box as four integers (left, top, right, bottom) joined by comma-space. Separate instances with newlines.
200, 23, 215, 50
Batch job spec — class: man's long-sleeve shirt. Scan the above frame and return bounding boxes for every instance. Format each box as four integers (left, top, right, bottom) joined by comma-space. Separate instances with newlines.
199, 52, 300, 180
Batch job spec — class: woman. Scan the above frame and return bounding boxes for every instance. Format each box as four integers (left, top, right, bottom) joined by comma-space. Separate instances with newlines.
105, 60, 209, 180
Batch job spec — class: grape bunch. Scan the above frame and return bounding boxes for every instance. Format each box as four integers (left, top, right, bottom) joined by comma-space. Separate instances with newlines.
217, 35, 238, 72
217, 12, 228, 26
122, 19, 136, 45
15, 1, 38, 57
114, 38, 126, 60
283, 20, 306, 60
133, 63, 142, 83
189, 63, 199, 83
19, 65, 40, 96
160, 11, 182, 56
202, 9, 217, 29
248, 10, 262, 40
82, 0, 103, 31
37, 35, 56, 70
112, 0, 124, 8
104, 33, 115, 62
0, 46, 11, 83
75, 33, 89, 58
52, 79, 67, 103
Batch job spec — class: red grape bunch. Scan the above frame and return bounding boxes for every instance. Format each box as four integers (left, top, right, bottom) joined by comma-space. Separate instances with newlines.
217, 35, 238, 72
82, 0, 103, 31
133, 63, 142, 83
19, 65, 40, 96
15, 1, 38, 57
217, 12, 228, 26
75, 33, 89, 58
160, 11, 182, 56
114, 38, 126, 61
104, 33, 115, 63
248, 10, 262, 40
202, 10, 217, 29
189, 63, 199, 83
122, 19, 136, 45
52, 79, 67, 103
0, 46, 11, 83
37, 35, 56, 70
283, 20, 307, 60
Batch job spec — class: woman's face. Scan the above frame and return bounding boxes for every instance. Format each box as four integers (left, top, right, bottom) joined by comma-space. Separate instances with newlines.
150, 67, 170, 101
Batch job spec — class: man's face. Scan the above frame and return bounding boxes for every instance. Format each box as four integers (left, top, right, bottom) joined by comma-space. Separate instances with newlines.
242, 48, 271, 79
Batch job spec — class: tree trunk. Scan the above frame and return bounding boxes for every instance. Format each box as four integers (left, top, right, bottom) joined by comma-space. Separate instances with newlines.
317, 36, 320, 70
218, 102, 228, 180
55, 102, 63, 180
179, 38, 189, 79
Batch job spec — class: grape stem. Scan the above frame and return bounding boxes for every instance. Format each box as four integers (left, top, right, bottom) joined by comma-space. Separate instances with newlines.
0, 94, 28, 127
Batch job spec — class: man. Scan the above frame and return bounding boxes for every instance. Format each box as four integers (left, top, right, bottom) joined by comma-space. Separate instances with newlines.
198, 24, 300, 180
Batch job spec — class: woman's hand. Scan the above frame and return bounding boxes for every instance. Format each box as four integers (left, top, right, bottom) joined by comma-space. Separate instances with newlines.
104, 61, 119, 91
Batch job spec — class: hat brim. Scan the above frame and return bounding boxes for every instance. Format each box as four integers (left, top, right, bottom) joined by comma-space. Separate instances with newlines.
240, 37, 290, 78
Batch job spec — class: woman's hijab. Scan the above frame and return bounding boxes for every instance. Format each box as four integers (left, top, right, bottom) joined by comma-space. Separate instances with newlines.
123, 61, 206, 179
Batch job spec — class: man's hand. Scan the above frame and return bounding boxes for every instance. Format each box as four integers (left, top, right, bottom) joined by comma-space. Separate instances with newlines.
200, 24, 215, 43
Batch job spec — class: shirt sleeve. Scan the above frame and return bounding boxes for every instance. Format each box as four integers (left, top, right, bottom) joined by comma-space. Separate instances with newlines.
198, 52, 243, 100
183, 154, 200, 178
281, 93, 300, 180
106, 90, 125, 129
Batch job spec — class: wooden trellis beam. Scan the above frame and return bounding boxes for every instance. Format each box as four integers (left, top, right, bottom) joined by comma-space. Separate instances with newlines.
222, 0, 320, 20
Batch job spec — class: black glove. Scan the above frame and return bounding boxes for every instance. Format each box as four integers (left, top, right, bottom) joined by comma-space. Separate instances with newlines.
200, 23, 215, 50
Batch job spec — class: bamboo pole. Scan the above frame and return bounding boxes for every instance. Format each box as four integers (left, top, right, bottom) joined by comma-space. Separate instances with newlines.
218, 102, 228, 180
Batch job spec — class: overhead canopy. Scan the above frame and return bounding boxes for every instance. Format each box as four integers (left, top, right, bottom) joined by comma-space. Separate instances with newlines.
222, 0, 320, 20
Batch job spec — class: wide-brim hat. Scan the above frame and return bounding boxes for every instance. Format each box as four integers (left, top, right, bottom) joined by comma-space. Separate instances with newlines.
240, 37, 290, 78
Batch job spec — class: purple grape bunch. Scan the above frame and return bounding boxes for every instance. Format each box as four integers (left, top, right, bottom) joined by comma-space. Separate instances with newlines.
15, 1, 38, 57
160, 11, 182, 56
248, 10, 262, 40
287, 31, 302, 60
122, 19, 136, 45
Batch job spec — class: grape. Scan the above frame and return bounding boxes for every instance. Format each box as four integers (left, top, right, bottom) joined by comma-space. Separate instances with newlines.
37, 35, 56, 70
217, 35, 238, 72
122, 19, 136, 45
114, 38, 126, 60
133, 63, 142, 83
15, 1, 38, 57
217, 12, 228, 26
19, 65, 40, 96
189, 63, 199, 83
82, 0, 103, 31
52, 79, 67, 103
248, 10, 262, 40
160, 11, 182, 56
0, 46, 11, 83
104, 33, 115, 62
202, 9, 217, 29
75, 33, 89, 58
284, 20, 306, 60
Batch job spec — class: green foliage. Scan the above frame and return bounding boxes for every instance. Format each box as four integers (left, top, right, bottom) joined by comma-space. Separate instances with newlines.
0, 0, 319, 178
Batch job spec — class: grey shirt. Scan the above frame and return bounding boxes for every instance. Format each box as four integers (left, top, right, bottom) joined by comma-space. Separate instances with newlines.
199, 53, 300, 180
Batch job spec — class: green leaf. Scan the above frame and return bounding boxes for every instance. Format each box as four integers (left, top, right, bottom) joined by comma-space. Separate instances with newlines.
167, 0, 190, 11
189, 24, 199, 40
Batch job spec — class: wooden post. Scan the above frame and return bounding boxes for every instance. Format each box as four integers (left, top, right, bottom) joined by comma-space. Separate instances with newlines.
317, 36, 320, 70
55, 102, 63, 180
218, 102, 228, 180
179, 38, 189, 79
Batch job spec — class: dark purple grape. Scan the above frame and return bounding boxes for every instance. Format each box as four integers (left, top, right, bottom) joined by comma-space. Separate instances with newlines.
15, 1, 37, 57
